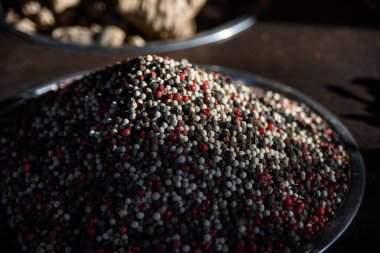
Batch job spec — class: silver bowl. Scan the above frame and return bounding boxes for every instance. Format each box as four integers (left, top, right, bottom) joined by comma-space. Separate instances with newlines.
0, 2, 255, 53
0, 65, 365, 252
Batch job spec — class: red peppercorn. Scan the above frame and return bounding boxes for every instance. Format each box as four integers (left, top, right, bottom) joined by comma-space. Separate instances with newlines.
297, 202, 305, 210
235, 108, 242, 116
182, 95, 189, 102
210, 229, 217, 239
202, 243, 212, 251
106, 198, 113, 208
199, 143, 209, 152
214, 176, 222, 185
164, 209, 173, 219
289, 223, 297, 231
98, 105, 107, 116
179, 72, 187, 81
138, 188, 145, 197
267, 123, 275, 131
202, 199, 211, 208
122, 128, 131, 137
181, 164, 190, 172
150, 71, 157, 78
304, 226, 314, 236
22, 163, 30, 172
325, 128, 333, 135
202, 108, 211, 116
188, 83, 196, 92
175, 93, 183, 101
254, 215, 262, 225
139, 131, 146, 139
274, 241, 284, 250
87, 226, 96, 236
118, 226, 128, 234
49, 230, 57, 239
155, 179, 162, 188
192, 168, 202, 177
172, 240, 181, 249
313, 224, 321, 232
265, 243, 273, 253
235, 115, 242, 122
25, 231, 34, 241
139, 204, 148, 212
304, 155, 312, 162
328, 182, 338, 193
321, 178, 329, 187
201, 80, 209, 90
170, 134, 178, 142
236, 240, 246, 250
132, 245, 141, 252
146, 180, 153, 187
35, 192, 42, 199
307, 172, 315, 181
56, 150, 64, 160
311, 215, 319, 223
284, 196, 293, 207
259, 127, 266, 135
316, 207, 325, 217
90, 217, 98, 225
13, 206, 21, 214
155, 91, 163, 99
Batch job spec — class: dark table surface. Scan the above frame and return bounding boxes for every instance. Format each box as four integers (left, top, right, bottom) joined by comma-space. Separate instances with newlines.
0, 0, 379, 252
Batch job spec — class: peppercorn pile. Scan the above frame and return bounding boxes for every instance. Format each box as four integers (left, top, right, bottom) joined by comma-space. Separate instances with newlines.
0, 55, 349, 252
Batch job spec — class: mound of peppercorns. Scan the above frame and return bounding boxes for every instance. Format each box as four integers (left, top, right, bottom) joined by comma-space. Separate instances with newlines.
0, 55, 349, 253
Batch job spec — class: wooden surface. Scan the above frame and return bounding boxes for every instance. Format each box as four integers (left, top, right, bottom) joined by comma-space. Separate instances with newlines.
1, 0, 379, 252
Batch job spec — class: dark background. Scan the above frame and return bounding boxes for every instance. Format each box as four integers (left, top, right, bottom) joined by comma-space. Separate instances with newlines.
0, 0, 379, 252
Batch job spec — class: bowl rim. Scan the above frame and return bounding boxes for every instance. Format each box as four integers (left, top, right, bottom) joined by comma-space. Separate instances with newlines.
0, 65, 365, 253
0, 2, 255, 53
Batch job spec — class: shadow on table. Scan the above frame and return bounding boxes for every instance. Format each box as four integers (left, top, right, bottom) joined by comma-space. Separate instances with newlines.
328, 77, 380, 171
260, 0, 380, 28
360, 148, 380, 172
328, 77, 380, 128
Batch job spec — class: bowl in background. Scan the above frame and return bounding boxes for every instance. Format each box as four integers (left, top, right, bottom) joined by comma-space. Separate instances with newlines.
0, 1, 270, 53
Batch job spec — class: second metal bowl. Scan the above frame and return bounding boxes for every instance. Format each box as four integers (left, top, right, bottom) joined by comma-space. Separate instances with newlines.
0, 1, 256, 53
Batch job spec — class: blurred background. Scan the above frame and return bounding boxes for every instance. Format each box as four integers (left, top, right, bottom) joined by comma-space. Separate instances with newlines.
0, 0, 379, 252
